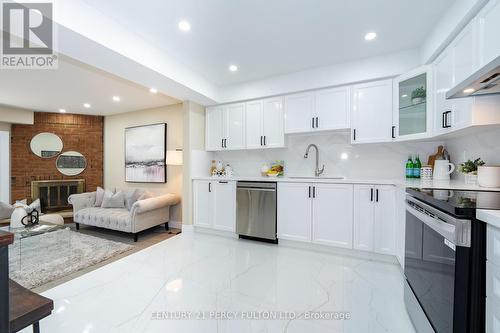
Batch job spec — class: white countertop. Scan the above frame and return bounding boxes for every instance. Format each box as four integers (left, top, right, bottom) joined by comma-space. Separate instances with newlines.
192, 176, 500, 191
477, 210, 500, 229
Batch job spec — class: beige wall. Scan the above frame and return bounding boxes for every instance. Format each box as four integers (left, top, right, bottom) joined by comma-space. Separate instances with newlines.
104, 104, 183, 223
0, 106, 34, 125
182, 101, 205, 225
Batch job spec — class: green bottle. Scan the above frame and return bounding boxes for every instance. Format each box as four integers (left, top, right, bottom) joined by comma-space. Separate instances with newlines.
413, 155, 422, 179
406, 155, 414, 179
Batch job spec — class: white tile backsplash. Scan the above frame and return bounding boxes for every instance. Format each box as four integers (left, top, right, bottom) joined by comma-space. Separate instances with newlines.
444, 126, 500, 181
210, 132, 443, 179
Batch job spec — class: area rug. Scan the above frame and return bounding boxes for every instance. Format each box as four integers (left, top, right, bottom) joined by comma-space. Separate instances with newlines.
9, 229, 134, 289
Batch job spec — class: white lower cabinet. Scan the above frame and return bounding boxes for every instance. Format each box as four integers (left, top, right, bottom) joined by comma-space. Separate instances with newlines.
276, 182, 312, 242
277, 182, 353, 247
311, 184, 353, 248
353, 185, 396, 255
193, 180, 236, 232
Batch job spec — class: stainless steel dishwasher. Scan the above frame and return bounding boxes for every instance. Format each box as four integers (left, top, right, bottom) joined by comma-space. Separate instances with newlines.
236, 181, 277, 243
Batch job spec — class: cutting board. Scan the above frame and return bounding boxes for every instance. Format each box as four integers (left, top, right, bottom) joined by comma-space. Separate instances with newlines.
427, 146, 444, 169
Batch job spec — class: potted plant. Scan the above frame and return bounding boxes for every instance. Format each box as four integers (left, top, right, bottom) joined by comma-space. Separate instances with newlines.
458, 158, 485, 184
411, 86, 426, 105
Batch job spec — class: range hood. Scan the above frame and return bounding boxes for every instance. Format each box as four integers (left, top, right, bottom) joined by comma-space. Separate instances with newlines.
446, 56, 500, 99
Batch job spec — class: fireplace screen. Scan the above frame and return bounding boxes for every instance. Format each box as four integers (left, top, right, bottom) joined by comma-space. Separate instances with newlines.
31, 180, 85, 212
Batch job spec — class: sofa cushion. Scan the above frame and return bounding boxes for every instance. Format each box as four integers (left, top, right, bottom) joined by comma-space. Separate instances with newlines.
101, 191, 125, 208
124, 189, 142, 211
95, 187, 105, 207
74, 207, 132, 232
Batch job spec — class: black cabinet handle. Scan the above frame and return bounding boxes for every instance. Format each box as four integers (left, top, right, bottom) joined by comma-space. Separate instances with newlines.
391, 126, 396, 139
260, 136, 263, 146
308, 186, 311, 198
219, 181, 228, 184
376, 189, 379, 202
221, 139, 224, 148
444, 111, 452, 128
353, 129, 357, 141
312, 117, 315, 129
208, 183, 211, 192
315, 117, 319, 128
263, 136, 266, 146
313, 186, 316, 198
370, 188, 373, 201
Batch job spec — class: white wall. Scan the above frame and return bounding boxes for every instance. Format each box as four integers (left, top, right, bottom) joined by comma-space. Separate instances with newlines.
182, 101, 206, 225
104, 104, 184, 223
0, 106, 34, 125
0, 127, 10, 203
209, 132, 442, 180
217, 49, 420, 103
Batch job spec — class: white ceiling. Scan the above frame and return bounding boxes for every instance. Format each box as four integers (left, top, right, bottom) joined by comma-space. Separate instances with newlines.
0, 56, 180, 116
82, 0, 455, 86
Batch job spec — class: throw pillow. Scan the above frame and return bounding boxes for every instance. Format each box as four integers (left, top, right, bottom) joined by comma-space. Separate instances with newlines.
26, 198, 41, 213
125, 189, 142, 211
0, 201, 14, 219
95, 187, 105, 207
137, 191, 154, 201
101, 190, 125, 208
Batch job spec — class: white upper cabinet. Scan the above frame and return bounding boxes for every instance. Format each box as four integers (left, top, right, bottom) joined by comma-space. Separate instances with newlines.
433, 48, 454, 135
313, 87, 350, 131
393, 66, 433, 141
284, 92, 315, 133
262, 97, 284, 148
452, 20, 478, 84
225, 103, 246, 150
206, 106, 225, 151
206, 103, 245, 151
284, 87, 349, 134
245, 100, 264, 149
478, 0, 500, 66
351, 79, 393, 144
312, 183, 353, 249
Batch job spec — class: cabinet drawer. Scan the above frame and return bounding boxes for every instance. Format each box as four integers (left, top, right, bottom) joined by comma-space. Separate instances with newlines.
487, 225, 500, 267
486, 297, 500, 333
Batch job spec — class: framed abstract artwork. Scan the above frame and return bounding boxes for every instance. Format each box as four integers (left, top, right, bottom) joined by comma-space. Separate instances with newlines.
125, 123, 167, 183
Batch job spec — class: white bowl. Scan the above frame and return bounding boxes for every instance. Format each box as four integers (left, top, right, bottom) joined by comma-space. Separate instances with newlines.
477, 166, 500, 188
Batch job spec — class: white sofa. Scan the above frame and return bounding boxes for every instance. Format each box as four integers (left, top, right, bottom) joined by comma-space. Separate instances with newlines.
68, 191, 181, 241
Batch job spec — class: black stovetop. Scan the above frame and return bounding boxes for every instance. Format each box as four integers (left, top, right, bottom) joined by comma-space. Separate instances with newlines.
406, 188, 500, 218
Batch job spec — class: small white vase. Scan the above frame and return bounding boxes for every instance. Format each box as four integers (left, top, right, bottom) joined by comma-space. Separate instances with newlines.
464, 173, 478, 185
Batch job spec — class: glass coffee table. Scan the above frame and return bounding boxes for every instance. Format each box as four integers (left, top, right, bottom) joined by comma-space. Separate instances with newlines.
2, 222, 72, 273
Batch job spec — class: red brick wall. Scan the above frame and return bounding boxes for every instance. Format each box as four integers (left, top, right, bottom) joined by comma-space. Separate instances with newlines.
11, 112, 103, 202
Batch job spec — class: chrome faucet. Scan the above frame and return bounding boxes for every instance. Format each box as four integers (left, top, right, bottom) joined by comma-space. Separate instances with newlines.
304, 144, 325, 177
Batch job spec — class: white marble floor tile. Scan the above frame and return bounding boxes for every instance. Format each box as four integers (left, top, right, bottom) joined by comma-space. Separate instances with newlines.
19, 231, 416, 333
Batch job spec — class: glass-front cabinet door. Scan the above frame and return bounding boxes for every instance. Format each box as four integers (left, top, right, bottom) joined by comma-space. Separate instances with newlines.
393, 66, 433, 140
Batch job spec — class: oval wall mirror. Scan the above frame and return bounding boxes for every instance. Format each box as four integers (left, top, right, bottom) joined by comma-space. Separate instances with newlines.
30, 132, 63, 158
56, 151, 87, 176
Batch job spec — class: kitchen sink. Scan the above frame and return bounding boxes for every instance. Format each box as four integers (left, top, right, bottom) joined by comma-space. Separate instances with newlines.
288, 176, 345, 180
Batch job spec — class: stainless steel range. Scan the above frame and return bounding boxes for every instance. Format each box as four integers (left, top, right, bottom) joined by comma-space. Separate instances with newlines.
404, 188, 490, 333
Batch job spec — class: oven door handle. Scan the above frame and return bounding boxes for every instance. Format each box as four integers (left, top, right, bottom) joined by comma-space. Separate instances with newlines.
406, 196, 471, 247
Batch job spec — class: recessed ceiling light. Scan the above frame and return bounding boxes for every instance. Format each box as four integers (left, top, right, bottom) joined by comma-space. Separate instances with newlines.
112, 96, 121, 102
178, 20, 191, 32
149, 87, 158, 94
83, 103, 91, 108
364, 32, 377, 41
229, 64, 238, 72
59, 108, 66, 113
463, 88, 475, 93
